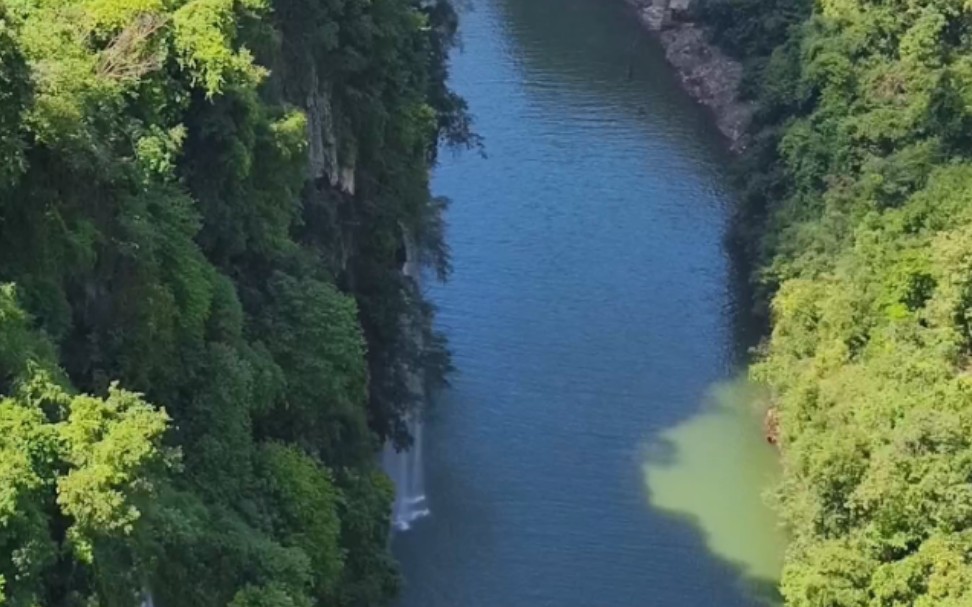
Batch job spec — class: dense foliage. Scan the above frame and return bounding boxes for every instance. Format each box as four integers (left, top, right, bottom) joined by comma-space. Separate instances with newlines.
0, 0, 471, 602
699, 0, 972, 601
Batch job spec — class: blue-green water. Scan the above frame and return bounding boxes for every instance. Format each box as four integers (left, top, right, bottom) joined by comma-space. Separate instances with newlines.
392, 0, 783, 604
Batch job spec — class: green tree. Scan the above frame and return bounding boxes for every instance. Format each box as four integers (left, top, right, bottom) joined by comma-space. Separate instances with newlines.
712, 0, 972, 599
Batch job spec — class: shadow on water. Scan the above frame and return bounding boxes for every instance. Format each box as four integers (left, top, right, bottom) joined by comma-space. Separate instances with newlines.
642, 379, 786, 605
492, 0, 733, 159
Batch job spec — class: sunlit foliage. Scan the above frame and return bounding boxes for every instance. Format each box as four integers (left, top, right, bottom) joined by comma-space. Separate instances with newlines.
707, 0, 972, 600
0, 0, 472, 601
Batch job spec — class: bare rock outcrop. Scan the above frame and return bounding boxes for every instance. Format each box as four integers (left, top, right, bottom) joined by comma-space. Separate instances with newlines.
626, 0, 753, 151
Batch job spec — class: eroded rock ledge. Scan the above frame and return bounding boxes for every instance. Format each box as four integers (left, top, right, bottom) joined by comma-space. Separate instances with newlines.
626, 0, 753, 152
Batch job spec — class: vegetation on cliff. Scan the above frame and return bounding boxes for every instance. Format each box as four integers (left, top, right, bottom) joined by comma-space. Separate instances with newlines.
697, 0, 972, 602
0, 0, 471, 603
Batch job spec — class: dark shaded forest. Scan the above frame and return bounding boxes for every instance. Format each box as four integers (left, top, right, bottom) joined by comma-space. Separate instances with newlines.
697, 0, 972, 600
0, 0, 472, 603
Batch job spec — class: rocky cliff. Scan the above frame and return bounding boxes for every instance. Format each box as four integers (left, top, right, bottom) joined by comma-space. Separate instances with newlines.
626, 0, 752, 151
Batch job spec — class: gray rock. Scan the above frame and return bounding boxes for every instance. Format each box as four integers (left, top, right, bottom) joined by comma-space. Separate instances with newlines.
625, 0, 753, 152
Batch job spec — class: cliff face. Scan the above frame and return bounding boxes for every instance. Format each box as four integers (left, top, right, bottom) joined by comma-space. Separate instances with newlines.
0, 0, 467, 603
625, 0, 752, 151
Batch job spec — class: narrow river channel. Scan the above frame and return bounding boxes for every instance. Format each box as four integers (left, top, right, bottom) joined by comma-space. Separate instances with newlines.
392, 0, 785, 604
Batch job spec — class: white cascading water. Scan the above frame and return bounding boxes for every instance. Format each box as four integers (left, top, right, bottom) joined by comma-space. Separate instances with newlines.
382, 227, 430, 532
140, 589, 154, 607
383, 414, 429, 531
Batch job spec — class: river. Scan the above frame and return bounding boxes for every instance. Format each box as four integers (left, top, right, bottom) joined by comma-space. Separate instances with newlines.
391, 0, 784, 605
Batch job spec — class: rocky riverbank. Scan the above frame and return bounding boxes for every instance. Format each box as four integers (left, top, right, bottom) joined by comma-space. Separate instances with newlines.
626, 0, 752, 151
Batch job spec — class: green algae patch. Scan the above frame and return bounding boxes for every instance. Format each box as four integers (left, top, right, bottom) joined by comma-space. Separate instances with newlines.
643, 380, 786, 589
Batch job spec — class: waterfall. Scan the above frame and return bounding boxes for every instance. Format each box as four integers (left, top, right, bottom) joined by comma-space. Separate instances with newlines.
140, 589, 154, 607
383, 415, 429, 531
382, 225, 430, 532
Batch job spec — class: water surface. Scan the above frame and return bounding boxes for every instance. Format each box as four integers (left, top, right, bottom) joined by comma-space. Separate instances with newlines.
393, 0, 783, 604
643, 379, 785, 591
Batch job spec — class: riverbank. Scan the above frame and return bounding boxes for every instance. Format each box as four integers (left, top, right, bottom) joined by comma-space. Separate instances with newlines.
624, 0, 752, 151
661, 0, 972, 600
